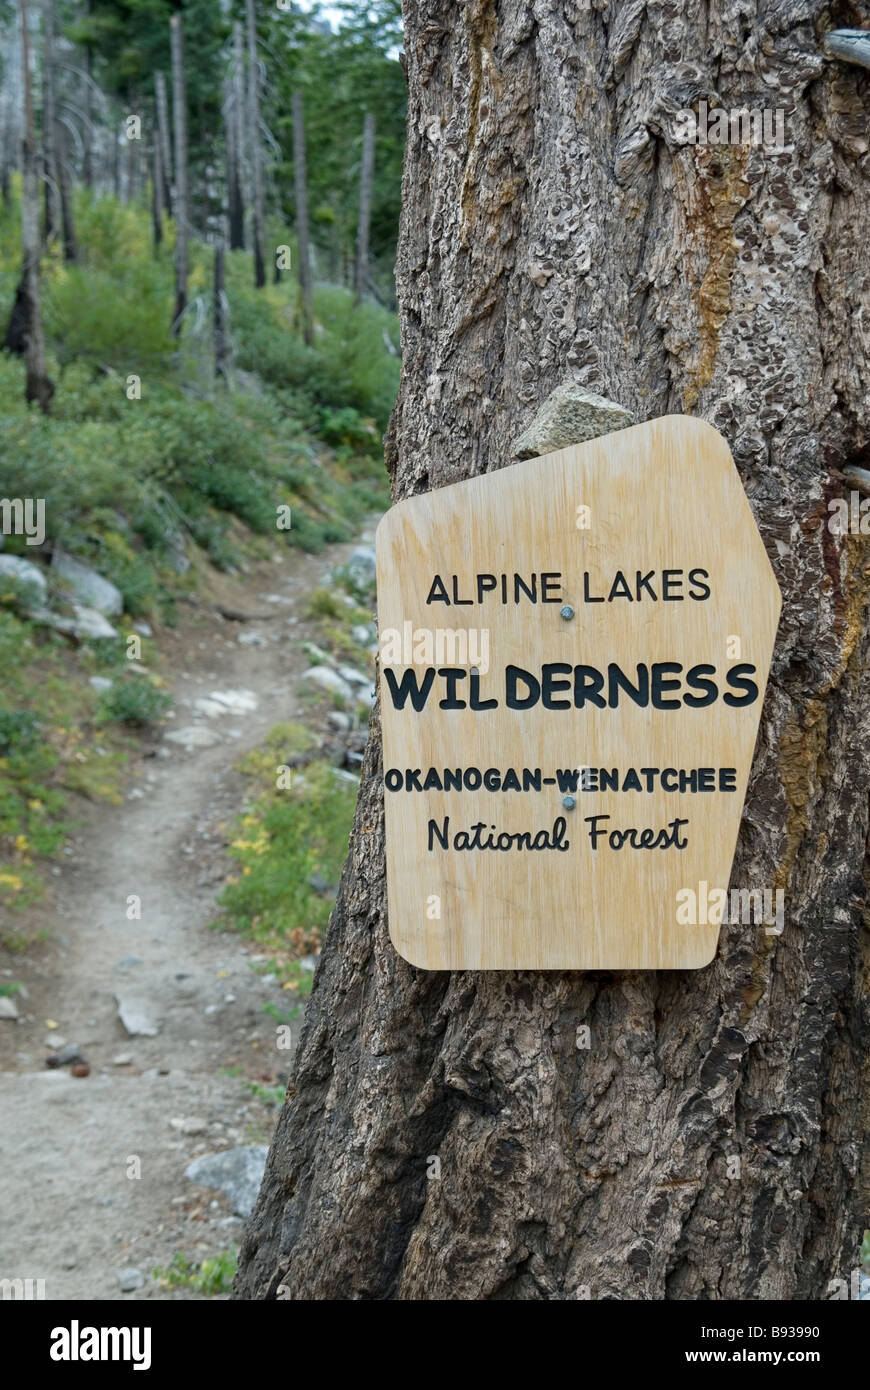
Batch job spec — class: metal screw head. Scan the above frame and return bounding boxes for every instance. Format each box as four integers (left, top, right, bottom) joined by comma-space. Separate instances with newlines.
562, 795, 577, 810
560, 604, 575, 621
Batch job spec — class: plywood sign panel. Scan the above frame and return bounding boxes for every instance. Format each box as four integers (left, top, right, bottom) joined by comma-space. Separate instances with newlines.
375, 416, 781, 970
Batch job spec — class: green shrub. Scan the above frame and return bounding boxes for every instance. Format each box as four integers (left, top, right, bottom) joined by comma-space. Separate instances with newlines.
230, 282, 399, 430
0, 570, 46, 614
0, 710, 41, 753
45, 263, 174, 373
305, 588, 346, 621
217, 737, 356, 963
153, 1249, 237, 1296
98, 679, 172, 727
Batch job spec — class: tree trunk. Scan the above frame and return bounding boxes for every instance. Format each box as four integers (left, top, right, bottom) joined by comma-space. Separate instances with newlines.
5, 0, 53, 412
245, 0, 265, 288
111, 112, 120, 199
1, 82, 13, 209
214, 240, 229, 385
169, 14, 187, 335
82, 23, 92, 189
354, 111, 375, 305
151, 133, 163, 250
292, 89, 313, 346
41, 0, 59, 242
125, 116, 136, 204
226, 95, 241, 249
235, 3, 870, 1301
155, 69, 173, 217
41, 0, 76, 258
56, 118, 77, 262
0, 26, 17, 209
227, 20, 245, 252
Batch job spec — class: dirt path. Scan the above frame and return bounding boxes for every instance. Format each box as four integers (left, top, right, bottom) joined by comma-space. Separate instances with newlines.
0, 532, 373, 1300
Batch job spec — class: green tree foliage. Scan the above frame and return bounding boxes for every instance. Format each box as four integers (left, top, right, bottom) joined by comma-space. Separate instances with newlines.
56, 1, 405, 287
261, 1, 405, 294
65, 0, 228, 210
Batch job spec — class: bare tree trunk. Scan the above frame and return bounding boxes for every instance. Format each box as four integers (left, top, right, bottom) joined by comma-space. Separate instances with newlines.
1, 70, 14, 207
41, 0, 59, 241
124, 94, 139, 205
292, 89, 313, 346
226, 104, 239, 248
327, 197, 341, 284
0, 21, 18, 210
46, 0, 78, 267
169, 14, 187, 335
151, 133, 163, 250
235, 2, 870, 1302
127, 133, 136, 204
5, 0, 53, 412
82, 15, 92, 189
120, 128, 129, 202
245, 0, 265, 287
56, 118, 77, 261
214, 240, 229, 385
111, 111, 120, 199
354, 111, 375, 305
155, 68, 173, 216
226, 20, 245, 252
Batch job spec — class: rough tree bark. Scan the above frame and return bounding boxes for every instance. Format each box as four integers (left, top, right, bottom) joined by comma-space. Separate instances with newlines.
354, 111, 376, 304
292, 89, 313, 346
169, 15, 187, 335
235, 1, 870, 1301
5, 0, 54, 412
245, 0, 265, 288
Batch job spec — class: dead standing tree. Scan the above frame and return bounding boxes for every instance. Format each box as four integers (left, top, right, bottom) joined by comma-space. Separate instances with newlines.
155, 68, 173, 216
245, 0, 265, 287
236, 5, 870, 1301
4, 0, 54, 412
169, 13, 187, 334
214, 241, 229, 385
354, 111, 375, 305
41, 0, 59, 242
151, 123, 163, 250
43, 0, 77, 263
292, 89, 313, 346
1, 12, 20, 207
227, 19, 245, 252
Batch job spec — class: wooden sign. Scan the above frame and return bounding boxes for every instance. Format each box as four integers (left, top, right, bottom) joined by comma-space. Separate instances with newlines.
375, 416, 781, 970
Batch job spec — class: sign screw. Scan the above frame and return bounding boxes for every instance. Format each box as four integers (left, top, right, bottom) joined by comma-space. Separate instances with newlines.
562, 795, 577, 810
560, 604, 575, 620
